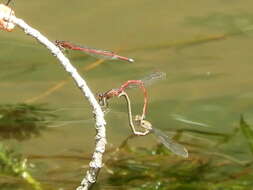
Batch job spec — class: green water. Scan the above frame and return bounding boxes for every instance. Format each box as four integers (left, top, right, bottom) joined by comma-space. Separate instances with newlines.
1, 0, 253, 189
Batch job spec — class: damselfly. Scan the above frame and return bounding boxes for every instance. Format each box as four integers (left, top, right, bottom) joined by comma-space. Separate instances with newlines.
55, 40, 134, 63
118, 91, 188, 158
98, 71, 166, 119
139, 117, 188, 158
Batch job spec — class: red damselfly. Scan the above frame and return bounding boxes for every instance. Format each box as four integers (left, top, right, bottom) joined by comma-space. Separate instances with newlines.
55, 40, 134, 63
98, 71, 166, 119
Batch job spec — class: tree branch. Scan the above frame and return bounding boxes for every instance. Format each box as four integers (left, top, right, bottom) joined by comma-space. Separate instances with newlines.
0, 5, 107, 189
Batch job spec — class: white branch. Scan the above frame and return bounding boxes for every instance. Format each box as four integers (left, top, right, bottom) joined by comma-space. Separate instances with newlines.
2, 10, 106, 190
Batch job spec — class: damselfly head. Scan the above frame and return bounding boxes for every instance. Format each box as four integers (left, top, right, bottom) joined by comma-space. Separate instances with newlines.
55, 40, 62, 47
134, 115, 152, 130
96, 93, 107, 107
96, 92, 104, 100
55, 40, 67, 51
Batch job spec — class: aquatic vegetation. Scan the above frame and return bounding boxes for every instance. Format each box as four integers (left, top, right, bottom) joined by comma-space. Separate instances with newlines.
240, 116, 253, 155
92, 115, 253, 190
0, 103, 56, 141
0, 144, 42, 190
0, 183, 23, 190
185, 12, 253, 33
123, 34, 226, 53
0, 144, 24, 177
101, 143, 253, 190
0, 119, 253, 190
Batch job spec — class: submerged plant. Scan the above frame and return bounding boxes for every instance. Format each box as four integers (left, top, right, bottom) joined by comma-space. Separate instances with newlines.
0, 103, 56, 141
101, 142, 253, 190
185, 12, 253, 33
0, 144, 42, 190
240, 116, 253, 155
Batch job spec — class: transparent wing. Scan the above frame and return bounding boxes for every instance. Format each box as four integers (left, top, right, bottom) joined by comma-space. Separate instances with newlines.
84, 49, 134, 63
83, 49, 117, 60
127, 71, 166, 89
152, 128, 188, 158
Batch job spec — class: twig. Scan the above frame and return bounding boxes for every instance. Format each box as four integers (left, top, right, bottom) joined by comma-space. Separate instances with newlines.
0, 5, 107, 190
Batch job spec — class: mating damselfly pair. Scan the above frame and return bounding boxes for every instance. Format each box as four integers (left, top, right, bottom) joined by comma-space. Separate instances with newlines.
100, 72, 188, 158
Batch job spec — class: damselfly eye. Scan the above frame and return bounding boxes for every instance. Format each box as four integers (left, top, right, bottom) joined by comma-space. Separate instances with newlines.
55, 40, 60, 45
97, 94, 107, 107
96, 93, 104, 100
